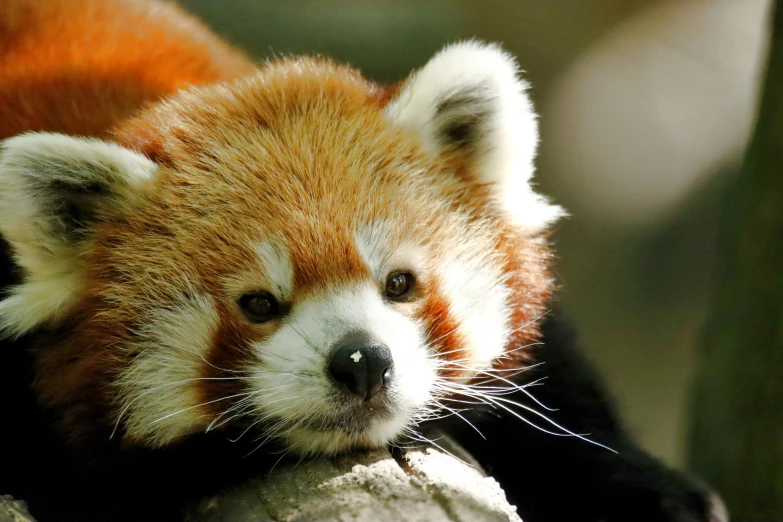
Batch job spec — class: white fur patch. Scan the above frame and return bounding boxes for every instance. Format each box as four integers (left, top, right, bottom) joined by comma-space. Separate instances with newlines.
354, 220, 425, 281
0, 132, 157, 337
247, 283, 435, 455
253, 240, 294, 299
437, 237, 512, 377
114, 293, 218, 447
385, 41, 564, 231
220, 239, 294, 306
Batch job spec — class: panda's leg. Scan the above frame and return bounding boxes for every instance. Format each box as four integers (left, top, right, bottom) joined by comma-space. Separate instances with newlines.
430, 314, 726, 522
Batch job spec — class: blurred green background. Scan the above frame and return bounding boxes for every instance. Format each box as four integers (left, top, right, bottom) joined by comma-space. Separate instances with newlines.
179, 0, 770, 468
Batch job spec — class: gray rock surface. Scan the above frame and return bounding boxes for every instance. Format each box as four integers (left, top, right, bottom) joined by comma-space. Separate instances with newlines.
187, 442, 521, 522
0, 496, 35, 522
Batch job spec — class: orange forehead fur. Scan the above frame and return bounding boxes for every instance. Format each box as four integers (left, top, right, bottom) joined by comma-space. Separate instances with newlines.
111, 59, 461, 299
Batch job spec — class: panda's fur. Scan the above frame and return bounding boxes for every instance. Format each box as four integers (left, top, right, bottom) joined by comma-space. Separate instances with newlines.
0, 1, 723, 521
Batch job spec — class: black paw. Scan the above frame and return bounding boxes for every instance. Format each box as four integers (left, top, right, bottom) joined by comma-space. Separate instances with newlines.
598, 471, 728, 522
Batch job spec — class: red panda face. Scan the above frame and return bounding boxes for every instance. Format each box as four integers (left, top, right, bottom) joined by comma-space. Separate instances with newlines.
0, 43, 562, 455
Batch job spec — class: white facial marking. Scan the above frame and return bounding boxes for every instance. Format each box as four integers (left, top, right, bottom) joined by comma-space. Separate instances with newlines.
253, 240, 294, 299
438, 229, 512, 378
350, 351, 362, 363
221, 240, 294, 302
115, 293, 218, 447
248, 283, 435, 455
355, 220, 424, 281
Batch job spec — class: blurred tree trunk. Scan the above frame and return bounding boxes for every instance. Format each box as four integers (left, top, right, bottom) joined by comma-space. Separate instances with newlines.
687, 1, 783, 520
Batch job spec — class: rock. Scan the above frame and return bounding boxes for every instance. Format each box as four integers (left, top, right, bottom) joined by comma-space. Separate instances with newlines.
0, 496, 35, 522
187, 438, 521, 522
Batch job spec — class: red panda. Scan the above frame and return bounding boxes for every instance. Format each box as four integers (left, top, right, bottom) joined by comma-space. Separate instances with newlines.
0, 1, 724, 521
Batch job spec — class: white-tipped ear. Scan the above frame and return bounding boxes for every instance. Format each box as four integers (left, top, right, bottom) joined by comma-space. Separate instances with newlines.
385, 41, 564, 230
0, 133, 158, 337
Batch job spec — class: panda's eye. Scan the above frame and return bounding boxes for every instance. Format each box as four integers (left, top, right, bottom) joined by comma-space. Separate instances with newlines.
384, 271, 416, 301
238, 292, 279, 323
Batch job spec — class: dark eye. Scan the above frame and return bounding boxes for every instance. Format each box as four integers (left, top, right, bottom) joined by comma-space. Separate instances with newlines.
384, 271, 415, 301
238, 292, 280, 323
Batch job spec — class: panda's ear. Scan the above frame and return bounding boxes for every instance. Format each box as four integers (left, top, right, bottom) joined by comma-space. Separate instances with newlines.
0, 132, 158, 337
385, 41, 564, 230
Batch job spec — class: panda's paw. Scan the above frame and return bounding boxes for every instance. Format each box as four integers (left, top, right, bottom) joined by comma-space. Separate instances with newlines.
600, 478, 728, 522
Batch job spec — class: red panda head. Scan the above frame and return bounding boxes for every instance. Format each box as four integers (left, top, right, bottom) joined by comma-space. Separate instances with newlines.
0, 42, 562, 455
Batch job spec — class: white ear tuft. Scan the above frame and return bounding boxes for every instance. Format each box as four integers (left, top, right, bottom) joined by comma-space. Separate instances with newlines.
385, 41, 564, 230
0, 132, 158, 337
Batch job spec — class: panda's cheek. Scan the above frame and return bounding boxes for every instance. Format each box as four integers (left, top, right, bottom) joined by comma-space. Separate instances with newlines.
415, 262, 512, 382
114, 293, 220, 447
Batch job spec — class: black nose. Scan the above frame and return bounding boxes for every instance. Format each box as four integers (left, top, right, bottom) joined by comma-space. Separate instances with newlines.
328, 332, 394, 400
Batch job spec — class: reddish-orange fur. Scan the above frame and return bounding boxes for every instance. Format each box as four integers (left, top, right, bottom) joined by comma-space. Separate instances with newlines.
2, 0, 553, 446
0, 0, 254, 139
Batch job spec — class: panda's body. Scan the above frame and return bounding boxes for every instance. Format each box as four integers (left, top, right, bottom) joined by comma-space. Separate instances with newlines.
0, 1, 722, 521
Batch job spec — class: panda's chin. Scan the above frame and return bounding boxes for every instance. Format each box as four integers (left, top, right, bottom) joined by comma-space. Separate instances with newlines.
282, 411, 412, 456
